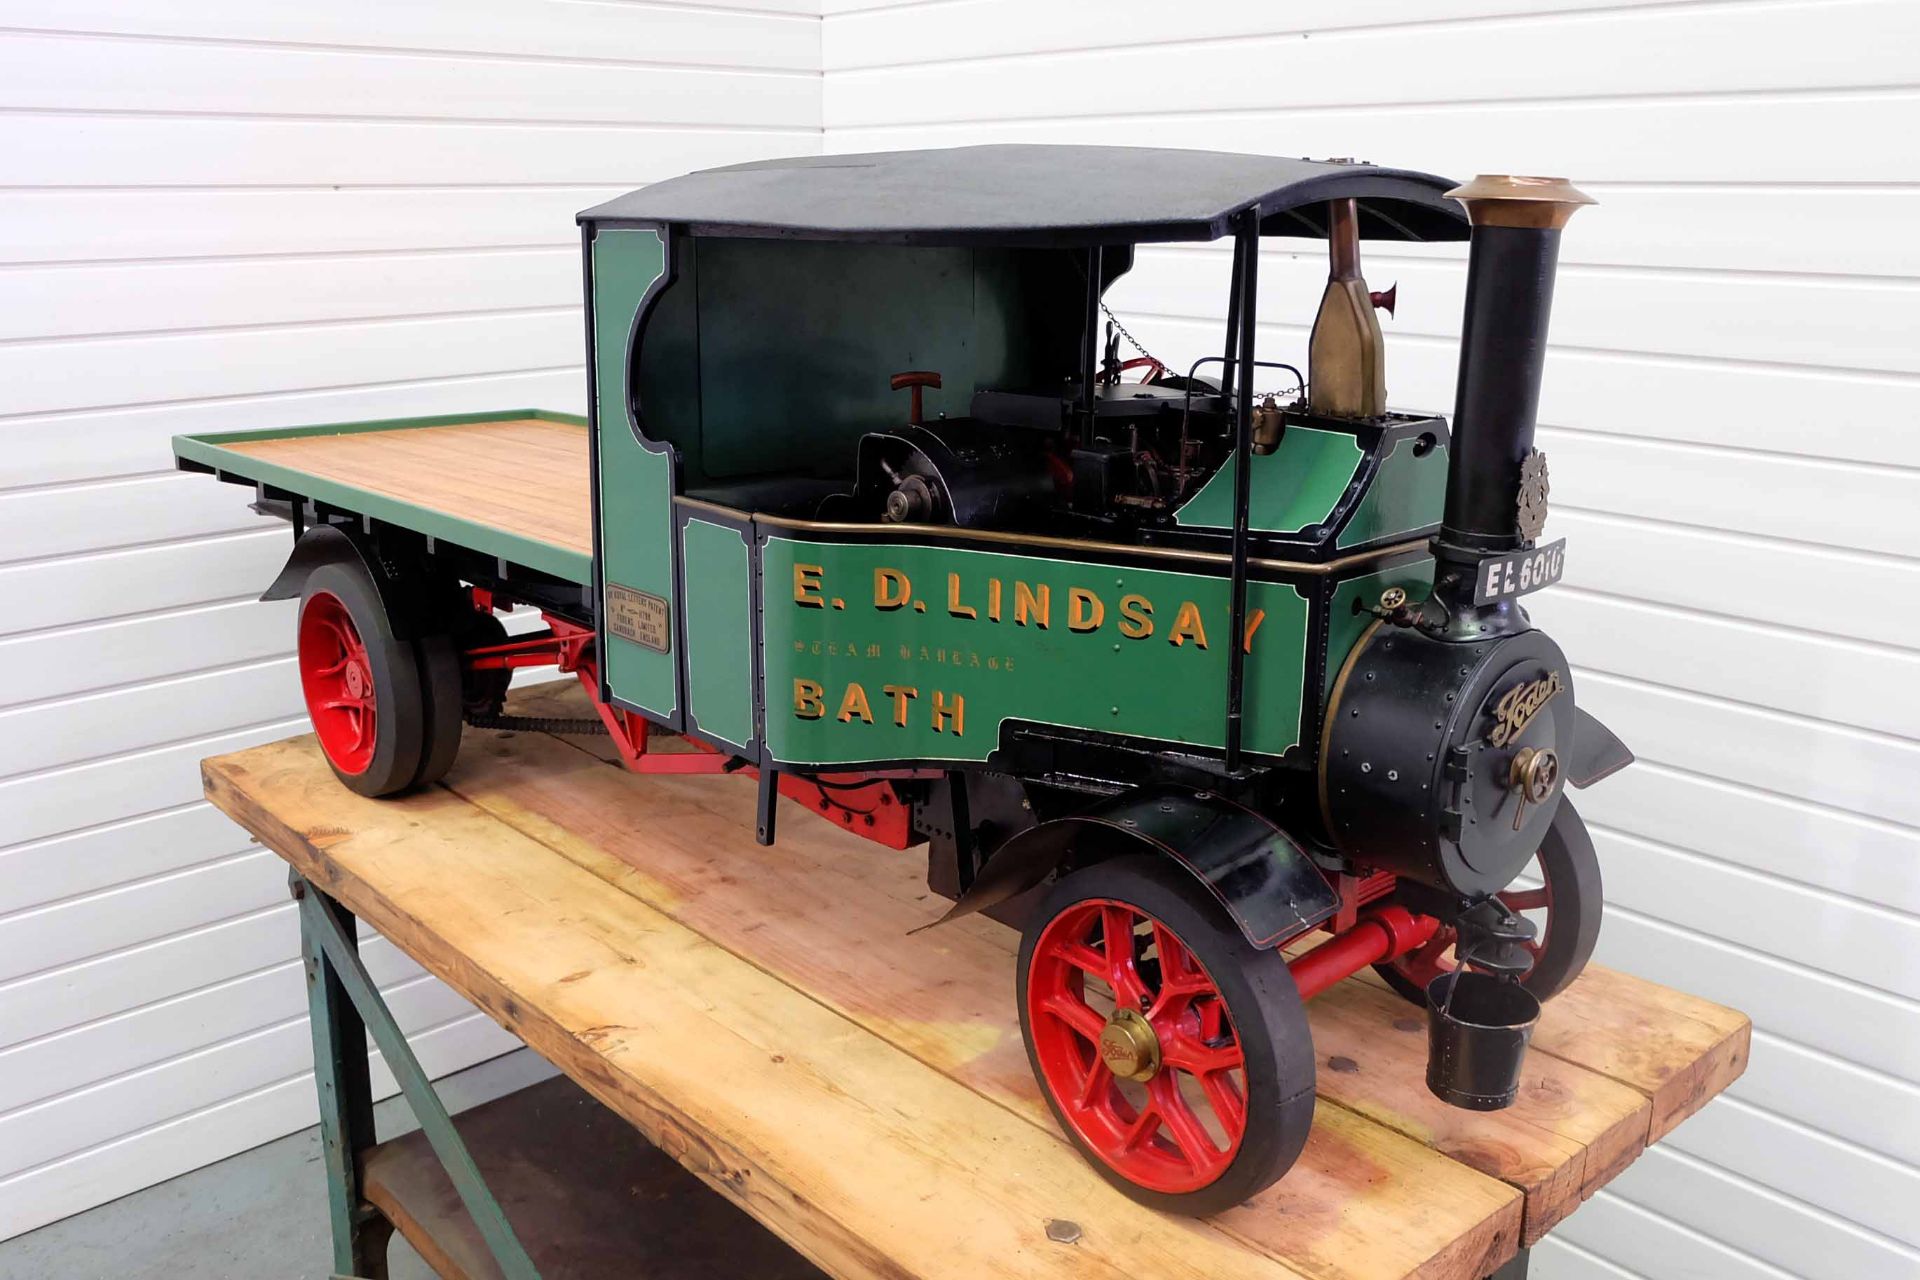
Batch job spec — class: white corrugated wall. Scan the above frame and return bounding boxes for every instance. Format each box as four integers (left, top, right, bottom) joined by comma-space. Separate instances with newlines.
0, 0, 819, 1239
818, 2, 1919, 1277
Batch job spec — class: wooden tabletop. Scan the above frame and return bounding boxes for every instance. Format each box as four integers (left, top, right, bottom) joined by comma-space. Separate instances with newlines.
203, 683, 1748, 1280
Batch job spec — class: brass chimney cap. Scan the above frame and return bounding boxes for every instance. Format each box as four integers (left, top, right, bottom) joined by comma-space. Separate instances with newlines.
1446, 174, 1596, 230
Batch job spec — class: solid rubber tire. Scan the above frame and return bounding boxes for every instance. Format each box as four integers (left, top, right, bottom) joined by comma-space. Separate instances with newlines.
1376, 800, 1604, 1006
300, 561, 424, 797
1016, 854, 1317, 1216
410, 631, 465, 788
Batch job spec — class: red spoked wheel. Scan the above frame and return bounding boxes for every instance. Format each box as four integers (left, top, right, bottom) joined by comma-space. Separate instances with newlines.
1017, 856, 1315, 1215
299, 590, 378, 774
297, 561, 425, 797
1377, 801, 1603, 1006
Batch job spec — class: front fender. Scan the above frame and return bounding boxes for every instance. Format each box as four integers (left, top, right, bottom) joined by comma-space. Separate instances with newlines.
918, 789, 1337, 950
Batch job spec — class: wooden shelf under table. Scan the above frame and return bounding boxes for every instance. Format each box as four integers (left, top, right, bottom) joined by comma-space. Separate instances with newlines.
202, 683, 1749, 1280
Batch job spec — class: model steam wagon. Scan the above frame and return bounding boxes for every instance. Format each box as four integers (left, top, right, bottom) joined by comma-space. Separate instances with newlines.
175, 146, 1634, 1215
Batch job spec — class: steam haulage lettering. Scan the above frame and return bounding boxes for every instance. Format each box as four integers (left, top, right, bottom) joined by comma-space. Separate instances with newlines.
787, 563, 1268, 738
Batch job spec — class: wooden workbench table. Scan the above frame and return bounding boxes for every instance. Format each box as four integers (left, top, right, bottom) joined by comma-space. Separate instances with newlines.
203, 683, 1748, 1280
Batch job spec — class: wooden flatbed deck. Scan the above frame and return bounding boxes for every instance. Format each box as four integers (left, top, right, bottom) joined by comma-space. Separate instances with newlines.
202, 683, 1748, 1280
172, 412, 593, 583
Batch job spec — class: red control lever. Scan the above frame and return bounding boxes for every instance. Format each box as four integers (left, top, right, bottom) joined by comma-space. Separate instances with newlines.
890, 370, 942, 426
1369, 283, 1398, 318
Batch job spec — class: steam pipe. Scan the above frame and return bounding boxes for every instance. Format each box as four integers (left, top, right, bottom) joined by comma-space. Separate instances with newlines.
1437, 176, 1594, 565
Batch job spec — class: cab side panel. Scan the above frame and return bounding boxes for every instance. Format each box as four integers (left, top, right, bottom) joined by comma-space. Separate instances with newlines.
590, 226, 679, 722
760, 535, 1309, 767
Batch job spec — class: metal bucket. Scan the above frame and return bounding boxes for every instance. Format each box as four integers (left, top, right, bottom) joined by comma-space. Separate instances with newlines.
1424, 971, 1541, 1111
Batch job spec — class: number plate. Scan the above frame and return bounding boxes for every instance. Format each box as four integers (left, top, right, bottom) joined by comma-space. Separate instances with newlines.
1472, 539, 1567, 606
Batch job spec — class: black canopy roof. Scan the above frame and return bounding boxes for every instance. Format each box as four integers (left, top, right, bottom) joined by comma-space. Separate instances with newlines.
579, 145, 1469, 246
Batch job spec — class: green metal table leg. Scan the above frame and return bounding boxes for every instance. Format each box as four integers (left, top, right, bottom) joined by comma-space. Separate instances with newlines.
1485, 1246, 1530, 1279
295, 873, 541, 1280
298, 871, 386, 1279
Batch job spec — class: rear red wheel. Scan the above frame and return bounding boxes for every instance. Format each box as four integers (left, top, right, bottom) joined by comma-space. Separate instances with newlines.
1018, 856, 1314, 1215
1377, 802, 1602, 1005
297, 561, 424, 797
299, 591, 378, 774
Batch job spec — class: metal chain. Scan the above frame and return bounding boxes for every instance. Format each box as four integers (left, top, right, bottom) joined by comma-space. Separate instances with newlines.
1099, 300, 1304, 402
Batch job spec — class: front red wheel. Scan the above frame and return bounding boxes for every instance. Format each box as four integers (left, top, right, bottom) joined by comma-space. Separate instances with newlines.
1018, 856, 1315, 1216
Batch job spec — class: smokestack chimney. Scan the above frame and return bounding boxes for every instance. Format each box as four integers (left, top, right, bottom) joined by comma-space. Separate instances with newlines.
1438, 176, 1593, 567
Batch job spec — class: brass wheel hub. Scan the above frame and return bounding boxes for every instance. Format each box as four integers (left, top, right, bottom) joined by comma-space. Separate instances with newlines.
1098, 1007, 1163, 1083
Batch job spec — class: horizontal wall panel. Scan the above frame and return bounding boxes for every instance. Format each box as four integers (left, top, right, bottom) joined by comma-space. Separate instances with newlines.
824, 0, 1722, 66
1661, 1097, 1920, 1249
0, 0, 819, 68
0, 973, 477, 1176
1589, 908, 1917, 1087
1564, 761, 1920, 917
0, 599, 293, 711
0, 804, 252, 915
0, 658, 300, 781
825, 94, 1920, 184
0, 851, 285, 983
1550, 1190, 1796, 1280
0, 474, 278, 565
1373, 186, 1920, 279
5, 116, 816, 187
0, 32, 821, 129
0, 531, 288, 637
1547, 510, 1920, 652
0, 187, 616, 265
1730, 1031, 1920, 1170
0, 715, 305, 851
1531, 591, 1920, 741
1578, 671, 1920, 831
1602, 1145, 1917, 1280
0, 936, 423, 1116
0, 903, 300, 1048
0, 311, 581, 417
0, 246, 580, 342
0, 366, 586, 490
826, 1, 1917, 127
0, 1012, 518, 1240
1584, 826, 1919, 1000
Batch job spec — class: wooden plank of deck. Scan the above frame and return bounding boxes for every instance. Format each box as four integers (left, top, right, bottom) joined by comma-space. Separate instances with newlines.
221, 417, 591, 557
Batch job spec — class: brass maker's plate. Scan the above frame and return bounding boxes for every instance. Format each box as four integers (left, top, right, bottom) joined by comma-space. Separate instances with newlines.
606, 584, 671, 653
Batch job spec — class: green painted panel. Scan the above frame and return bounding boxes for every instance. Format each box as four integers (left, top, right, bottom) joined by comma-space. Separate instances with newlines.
1172, 427, 1364, 535
682, 518, 755, 748
1336, 437, 1448, 549
761, 537, 1308, 766
593, 227, 678, 718
1323, 561, 1437, 696
172, 410, 591, 583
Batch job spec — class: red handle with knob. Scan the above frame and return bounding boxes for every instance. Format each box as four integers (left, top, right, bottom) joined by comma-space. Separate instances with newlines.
890, 370, 943, 425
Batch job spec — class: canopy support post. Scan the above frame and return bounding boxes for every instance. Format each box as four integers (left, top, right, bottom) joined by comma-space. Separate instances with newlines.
1225, 207, 1260, 775
1080, 244, 1103, 440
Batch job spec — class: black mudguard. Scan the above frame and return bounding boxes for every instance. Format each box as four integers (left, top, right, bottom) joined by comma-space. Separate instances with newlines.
260, 525, 441, 640
917, 789, 1337, 949
1566, 707, 1634, 788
